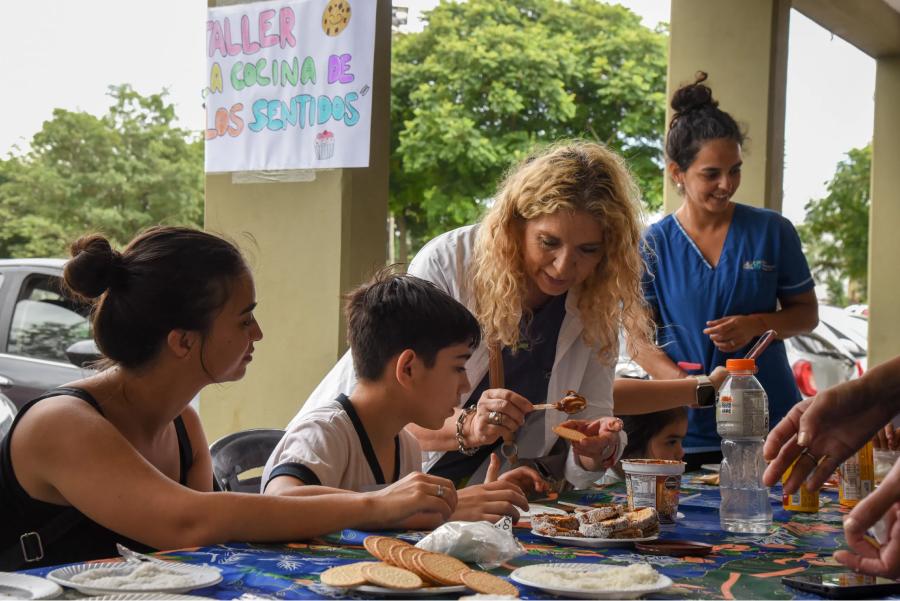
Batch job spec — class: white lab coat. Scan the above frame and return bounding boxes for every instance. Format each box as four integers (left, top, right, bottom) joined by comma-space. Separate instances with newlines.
286, 224, 626, 488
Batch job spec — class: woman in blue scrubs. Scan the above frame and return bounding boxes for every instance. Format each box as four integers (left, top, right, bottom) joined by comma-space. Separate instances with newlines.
638, 73, 819, 469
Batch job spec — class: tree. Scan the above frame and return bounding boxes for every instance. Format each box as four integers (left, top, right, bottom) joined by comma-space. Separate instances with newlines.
0, 85, 203, 258
798, 144, 871, 305
390, 0, 668, 258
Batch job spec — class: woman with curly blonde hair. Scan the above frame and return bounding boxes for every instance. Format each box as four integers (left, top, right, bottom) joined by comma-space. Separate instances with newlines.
288, 140, 724, 492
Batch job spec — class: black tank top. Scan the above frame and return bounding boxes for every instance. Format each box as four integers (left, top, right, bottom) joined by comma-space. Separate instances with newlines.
0, 387, 194, 569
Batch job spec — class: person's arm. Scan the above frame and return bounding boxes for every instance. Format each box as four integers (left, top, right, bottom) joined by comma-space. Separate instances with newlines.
450, 454, 530, 522
613, 367, 728, 414
703, 289, 818, 352
264, 474, 356, 497
407, 389, 533, 452
12, 400, 456, 548
631, 343, 687, 380
763, 354, 900, 494
834, 459, 900, 578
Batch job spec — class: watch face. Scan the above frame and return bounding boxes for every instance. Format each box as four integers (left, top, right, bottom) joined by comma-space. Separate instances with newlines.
697, 384, 717, 408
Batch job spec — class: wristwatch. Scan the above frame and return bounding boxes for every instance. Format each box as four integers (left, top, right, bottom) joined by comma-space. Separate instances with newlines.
693, 375, 716, 408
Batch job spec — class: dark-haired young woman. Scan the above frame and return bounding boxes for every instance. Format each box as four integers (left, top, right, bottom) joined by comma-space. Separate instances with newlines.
636, 73, 819, 470
0, 227, 457, 569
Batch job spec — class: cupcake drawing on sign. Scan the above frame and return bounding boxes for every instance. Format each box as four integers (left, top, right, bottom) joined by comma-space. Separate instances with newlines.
315, 130, 335, 160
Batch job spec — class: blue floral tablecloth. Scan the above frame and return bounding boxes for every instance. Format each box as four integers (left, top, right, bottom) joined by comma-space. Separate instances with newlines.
26, 479, 895, 599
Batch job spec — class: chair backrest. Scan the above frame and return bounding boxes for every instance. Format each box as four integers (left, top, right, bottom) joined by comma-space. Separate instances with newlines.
209, 428, 284, 493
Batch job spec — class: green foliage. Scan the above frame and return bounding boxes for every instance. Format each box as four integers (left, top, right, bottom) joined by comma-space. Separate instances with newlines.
798, 144, 871, 305
390, 0, 668, 255
0, 85, 203, 258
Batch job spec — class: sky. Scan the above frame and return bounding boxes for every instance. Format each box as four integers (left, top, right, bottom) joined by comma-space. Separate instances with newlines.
0, 0, 875, 225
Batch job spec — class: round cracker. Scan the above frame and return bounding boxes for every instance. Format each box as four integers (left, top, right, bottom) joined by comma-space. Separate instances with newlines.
377, 537, 410, 563
361, 562, 423, 590
387, 541, 409, 567
397, 547, 435, 584
363, 535, 388, 559
319, 561, 375, 587
461, 570, 520, 597
415, 551, 471, 585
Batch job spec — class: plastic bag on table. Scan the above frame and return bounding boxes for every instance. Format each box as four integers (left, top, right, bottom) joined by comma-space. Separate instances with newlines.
415, 515, 525, 569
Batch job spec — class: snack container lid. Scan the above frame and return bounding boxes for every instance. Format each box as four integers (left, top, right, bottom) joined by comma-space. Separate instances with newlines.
621, 459, 686, 476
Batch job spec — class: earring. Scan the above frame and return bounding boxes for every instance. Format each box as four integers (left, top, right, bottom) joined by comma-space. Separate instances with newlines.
676, 182, 684, 192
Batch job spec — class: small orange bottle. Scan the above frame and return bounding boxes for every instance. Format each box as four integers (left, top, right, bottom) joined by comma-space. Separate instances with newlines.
782, 457, 819, 512
839, 441, 875, 507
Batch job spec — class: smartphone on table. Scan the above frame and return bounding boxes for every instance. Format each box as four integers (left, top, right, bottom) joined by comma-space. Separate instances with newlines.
782, 572, 900, 599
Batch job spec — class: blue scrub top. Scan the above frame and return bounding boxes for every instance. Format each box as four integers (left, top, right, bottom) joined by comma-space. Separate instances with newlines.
642, 203, 815, 452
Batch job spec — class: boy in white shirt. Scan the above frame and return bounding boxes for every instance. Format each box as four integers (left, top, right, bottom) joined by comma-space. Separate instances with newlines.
263, 271, 547, 526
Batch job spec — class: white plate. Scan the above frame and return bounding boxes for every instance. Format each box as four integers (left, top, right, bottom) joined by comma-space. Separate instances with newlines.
701, 463, 720, 472
351, 584, 466, 596
531, 529, 658, 548
510, 563, 672, 599
519, 504, 570, 519
47, 560, 222, 595
82, 595, 205, 600
0, 572, 62, 600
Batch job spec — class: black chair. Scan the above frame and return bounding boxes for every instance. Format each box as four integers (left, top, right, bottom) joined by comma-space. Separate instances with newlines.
209, 428, 284, 493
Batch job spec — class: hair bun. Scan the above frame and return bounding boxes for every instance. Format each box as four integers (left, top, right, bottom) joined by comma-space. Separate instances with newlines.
670, 71, 717, 117
64, 234, 125, 300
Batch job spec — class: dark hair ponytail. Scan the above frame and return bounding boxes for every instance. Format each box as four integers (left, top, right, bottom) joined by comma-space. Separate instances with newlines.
63, 226, 248, 370
665, 72, 745, 171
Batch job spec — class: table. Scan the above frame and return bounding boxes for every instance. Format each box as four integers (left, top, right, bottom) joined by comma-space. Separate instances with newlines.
24, 477, 893, 599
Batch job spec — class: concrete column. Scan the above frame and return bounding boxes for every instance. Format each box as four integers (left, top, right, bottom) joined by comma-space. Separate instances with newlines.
201, 0, 391, 441
664, 0, 790, 214
867, 55, 900, 368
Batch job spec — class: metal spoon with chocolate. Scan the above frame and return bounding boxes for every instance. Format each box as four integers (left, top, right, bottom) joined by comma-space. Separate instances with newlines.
533, 390, 588, 414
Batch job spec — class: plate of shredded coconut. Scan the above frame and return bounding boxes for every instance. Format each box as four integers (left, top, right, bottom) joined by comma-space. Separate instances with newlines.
47, 560, 222, 595
509, 563, 671, 599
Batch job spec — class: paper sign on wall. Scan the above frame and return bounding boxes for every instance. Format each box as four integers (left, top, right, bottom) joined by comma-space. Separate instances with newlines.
205, 0, 374, 173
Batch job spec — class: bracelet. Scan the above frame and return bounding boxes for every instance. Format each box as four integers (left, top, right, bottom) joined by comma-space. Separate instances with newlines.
456, 407, 478, 456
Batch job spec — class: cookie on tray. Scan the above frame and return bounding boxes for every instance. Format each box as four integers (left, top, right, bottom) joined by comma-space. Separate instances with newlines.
460, 571, 520, 597
319, 561, 375, 587
413, 551, 471, 586
532, 513, 579, 531
609, 526, 644, 539
578, 514, 630, 538
577, 504, 624, 524
361, 562, 423, 590
626, 507, 660, 531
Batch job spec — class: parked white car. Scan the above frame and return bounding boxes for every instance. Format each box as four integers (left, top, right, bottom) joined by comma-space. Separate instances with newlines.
785, 329, 857, 398
817, 305, 868, 372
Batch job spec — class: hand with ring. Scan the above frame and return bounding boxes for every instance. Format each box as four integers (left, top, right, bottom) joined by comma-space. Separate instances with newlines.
366, 471, 457, 530
558, 417, 623, 472
763, 376, 896, 494
703, 314, 762, 352
467, 389, 532, 447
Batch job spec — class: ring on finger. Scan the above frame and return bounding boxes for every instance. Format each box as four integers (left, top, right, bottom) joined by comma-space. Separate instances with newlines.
436, 484, 444, 498
799, 447, 821, 465
488, 410, 503, 426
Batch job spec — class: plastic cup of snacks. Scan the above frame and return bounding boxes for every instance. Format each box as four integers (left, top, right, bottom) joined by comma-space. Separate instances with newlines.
621, 459, 686, 524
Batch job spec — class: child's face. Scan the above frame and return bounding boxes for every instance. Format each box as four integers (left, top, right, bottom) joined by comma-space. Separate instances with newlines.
647, 418, 688, 461
412, 342, 472, 430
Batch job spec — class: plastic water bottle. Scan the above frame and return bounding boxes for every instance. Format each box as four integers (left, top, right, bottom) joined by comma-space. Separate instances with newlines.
716, 358, 772, 533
